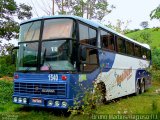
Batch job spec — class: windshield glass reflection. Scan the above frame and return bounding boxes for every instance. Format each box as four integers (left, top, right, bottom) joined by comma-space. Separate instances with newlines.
41, 40, 76, 71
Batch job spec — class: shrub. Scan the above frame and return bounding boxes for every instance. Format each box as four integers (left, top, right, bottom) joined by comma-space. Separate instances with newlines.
68, 85, 104, 116
152, 48, 160, 70
0, 55, 15, 77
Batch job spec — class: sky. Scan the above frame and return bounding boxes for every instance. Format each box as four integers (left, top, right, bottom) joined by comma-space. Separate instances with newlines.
5, 0, 160, 45
14, 0, 160, 30
106, 0, 160, 29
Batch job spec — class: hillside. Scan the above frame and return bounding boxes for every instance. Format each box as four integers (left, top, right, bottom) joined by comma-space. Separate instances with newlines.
126, 28, 160, 48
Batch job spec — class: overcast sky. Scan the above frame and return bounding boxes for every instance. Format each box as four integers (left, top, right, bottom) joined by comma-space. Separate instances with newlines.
106, 0, 160, 29
15, 0, 160, 30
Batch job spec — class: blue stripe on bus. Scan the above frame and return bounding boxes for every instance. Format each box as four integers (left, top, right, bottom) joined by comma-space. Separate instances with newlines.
98, 50, 116, 72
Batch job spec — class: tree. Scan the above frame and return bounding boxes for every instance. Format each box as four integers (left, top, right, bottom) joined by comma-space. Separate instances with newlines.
152, 48, 160, 69
0, 0, 32, 41
150, 5, 160, 21
0, 42, 15, 77
139, 31, 152, 44
127, 31, 152, 45
0, 0, 32, 77
0, 43, 14, 55
140, 21, 149, 29
46, 0, 115, 20
107, 19, 131, 34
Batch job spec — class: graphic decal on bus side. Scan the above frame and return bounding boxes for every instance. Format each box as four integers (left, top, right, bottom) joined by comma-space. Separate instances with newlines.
116, 67, 132, 86
139, 60, 148, 68
79, 74, 87, 82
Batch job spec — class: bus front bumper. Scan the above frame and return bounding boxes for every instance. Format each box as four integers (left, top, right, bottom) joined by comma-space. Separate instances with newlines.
12, 95, 74, 109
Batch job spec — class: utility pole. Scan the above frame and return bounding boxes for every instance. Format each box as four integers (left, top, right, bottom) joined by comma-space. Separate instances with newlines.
62, 0, 64, 14
87, 0, 89, 19
52, 0, 54, 15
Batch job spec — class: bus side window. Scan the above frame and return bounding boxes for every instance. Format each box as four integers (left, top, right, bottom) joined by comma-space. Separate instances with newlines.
89, 28, 97, 46
79, 23, 89, 44
141, 47, 147, 59
117, 37, 125, 54
146, 49, 151, 60
135, 45, 141, 58
108, 34, 115, 50
79, 23, 97, 47
80, 46, 98, 72
100, 30, 114, 51
126, 41, 134, 56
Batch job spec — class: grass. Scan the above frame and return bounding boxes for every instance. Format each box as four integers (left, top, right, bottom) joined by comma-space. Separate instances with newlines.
96, 81, 160, 114
0, 73, 160, 120
126, 28, 160, 47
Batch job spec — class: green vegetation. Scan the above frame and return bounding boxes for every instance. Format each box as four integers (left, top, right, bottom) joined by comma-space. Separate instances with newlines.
0, 55, 15, 77
152, 48, 160, 69
0, 0, 32, 40
150, 5, 160, 21
126, 28, 160, 47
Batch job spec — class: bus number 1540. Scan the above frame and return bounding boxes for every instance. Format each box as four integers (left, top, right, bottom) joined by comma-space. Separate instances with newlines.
48, 74, 58, 81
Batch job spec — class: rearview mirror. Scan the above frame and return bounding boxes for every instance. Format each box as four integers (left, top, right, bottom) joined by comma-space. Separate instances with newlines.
81, 46, 87, 61
11, 46, 19, 64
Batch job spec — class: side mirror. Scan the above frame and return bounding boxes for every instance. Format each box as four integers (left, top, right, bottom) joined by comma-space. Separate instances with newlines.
11, 46, 19, 64
81, 46, 87, 61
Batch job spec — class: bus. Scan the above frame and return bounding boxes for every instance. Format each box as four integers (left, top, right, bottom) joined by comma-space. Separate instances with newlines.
12, 15, 151, 109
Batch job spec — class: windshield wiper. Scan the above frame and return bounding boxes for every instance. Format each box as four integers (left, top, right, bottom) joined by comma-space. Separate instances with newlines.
47, 62, 53, 72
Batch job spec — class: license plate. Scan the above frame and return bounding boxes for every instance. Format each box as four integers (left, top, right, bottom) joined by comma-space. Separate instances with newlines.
32, 98, 42, 104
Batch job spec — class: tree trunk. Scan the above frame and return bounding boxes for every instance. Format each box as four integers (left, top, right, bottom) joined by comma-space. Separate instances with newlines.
62, 0, 64, 14
52, 0, 54, 15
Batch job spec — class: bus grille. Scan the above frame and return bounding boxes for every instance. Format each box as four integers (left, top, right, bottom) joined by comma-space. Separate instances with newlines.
14, 82, 66, 96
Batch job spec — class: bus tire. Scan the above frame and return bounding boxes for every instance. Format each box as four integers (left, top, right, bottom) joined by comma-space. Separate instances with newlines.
135, 80, 140, 96
140, 79, 145, 94
96, 82, 106, 104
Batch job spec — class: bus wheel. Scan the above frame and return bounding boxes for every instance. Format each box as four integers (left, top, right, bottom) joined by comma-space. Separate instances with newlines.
140, 79, 145, 94
135, 81, 140, 96
96, 83, 106, 104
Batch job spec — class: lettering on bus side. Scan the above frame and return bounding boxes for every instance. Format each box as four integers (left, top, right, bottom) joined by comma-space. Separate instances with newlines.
116, 67, 132, 86
139, 60, 148, 68
48, 74, 58, 81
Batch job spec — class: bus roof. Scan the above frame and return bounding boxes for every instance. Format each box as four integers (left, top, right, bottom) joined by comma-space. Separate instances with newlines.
21, 15, 150, 50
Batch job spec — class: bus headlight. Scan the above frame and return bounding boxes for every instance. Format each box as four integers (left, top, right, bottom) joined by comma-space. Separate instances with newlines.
47, 100, 53, 106
23, 98, 27, 104
13, 97, 17, 102
18, 97, 22, 103
54, 101, 60, 107
62, 101, 67, 107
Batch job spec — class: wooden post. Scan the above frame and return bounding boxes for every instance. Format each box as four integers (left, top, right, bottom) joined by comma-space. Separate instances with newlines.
62, 0, 64, 14
52, 0, 54, 15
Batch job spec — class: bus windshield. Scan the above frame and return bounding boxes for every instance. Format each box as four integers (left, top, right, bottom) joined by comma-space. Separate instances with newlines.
19, 21, 41, 42
17, 18, 76, 71
42, 19, 73, 39
17, 42, 38, 71
40, 40, 76, 71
